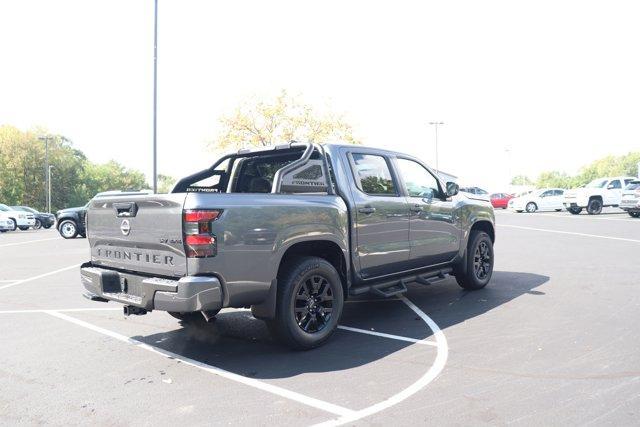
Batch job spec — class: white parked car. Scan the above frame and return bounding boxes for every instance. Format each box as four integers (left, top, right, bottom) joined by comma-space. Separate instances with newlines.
620, 179, 640, 218
563, 176, 637, 215
0, 213, 14, 232
0, 203, 36, 230
508, 188, 565, 213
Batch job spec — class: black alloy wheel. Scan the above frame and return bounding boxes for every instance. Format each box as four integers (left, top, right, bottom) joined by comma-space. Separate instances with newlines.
268, 256, 344, 350
473, 241, 492, 281
294, 274, 334, 334
454, 230, 494, 290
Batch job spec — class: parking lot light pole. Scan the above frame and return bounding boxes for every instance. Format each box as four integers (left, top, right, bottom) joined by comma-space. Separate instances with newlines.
48, 166, 53, 214
37, 135, 53, 212
429, 122, 444, 174
152, 0, 158, 193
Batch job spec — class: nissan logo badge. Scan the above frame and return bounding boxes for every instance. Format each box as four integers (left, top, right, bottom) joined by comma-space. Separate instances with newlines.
120, 219, 131, 236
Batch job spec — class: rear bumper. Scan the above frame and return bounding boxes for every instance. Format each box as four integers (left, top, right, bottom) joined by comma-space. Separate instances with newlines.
80, 263, 223, 312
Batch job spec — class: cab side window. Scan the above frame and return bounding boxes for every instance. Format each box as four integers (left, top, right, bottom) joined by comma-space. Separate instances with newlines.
351, 154, 397, 195
396, 158, 441, 198
608, 180, 622, 189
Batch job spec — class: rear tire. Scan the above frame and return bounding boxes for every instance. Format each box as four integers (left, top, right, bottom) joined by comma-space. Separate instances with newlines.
568, 207, 582, 215
525, 202, 537, 213
454, 231, 494, 290
34, 219, 42, 229
555, 209, 562, 212
629, 212, 640, 218
58, 220, 78, 239
18, 226, 29, 231
9, 219, 17, 231
587, 198, 603, 215
43, 224, 52, 229
267, 256, 344, 350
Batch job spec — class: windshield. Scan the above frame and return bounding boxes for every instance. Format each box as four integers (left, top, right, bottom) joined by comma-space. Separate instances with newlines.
0, 203, 10, 211
585, 179, 608, 188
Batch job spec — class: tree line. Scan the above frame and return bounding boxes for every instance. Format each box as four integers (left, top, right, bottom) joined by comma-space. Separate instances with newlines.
0, 125, 158, 212
512, 151, 640, 189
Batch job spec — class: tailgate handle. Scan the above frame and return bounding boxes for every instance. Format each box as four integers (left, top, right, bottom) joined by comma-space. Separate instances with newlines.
114, 202, 138, 218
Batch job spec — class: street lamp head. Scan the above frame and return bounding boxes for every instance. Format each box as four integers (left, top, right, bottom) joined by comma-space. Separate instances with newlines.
429, 121, 444, 125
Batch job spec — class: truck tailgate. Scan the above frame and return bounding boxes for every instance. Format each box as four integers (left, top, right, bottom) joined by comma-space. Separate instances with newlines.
86, 194, 187, 277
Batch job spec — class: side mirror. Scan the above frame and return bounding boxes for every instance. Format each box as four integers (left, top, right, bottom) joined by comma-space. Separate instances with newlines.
606, 184, 615, 190
445, 182, 459, 197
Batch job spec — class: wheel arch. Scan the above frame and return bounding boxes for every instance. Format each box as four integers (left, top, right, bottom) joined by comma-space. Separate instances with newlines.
470, 219, 495, 243
252, 237, 350, 320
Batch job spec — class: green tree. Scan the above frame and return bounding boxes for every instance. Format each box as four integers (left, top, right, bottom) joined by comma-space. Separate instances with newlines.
157, 174, 176, 193
510, 175, 533, 186
0, 125, 149, 211
535, 171, 577, 189
212, 90, 361, 150
574, 152, 640, 185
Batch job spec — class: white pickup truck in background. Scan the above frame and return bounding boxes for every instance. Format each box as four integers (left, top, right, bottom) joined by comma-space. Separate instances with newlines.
563, 176, 637, 215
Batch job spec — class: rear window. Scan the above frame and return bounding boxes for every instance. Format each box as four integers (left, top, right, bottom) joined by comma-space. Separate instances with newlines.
232, 150, 327, 194
626, 181, 640, 190
351, 154, 396, 195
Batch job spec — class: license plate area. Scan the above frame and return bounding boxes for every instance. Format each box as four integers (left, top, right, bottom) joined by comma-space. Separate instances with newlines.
102, 271, 144, 301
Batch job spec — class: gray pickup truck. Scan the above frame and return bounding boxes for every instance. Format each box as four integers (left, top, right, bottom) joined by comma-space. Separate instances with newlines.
81, 142, 495, 349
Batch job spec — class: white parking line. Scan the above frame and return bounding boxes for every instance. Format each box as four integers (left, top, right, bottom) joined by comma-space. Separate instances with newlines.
6, 298, 447, 425
528, 212, 638, 222
338, 325, 438, 346
0, 264, 81, 291
0, 237, 60, 248
499, 224, 640, 243
316, 296, 449, 426
495, 210, 638, 222
0, 308, 121, 314
45, 310, 356, 417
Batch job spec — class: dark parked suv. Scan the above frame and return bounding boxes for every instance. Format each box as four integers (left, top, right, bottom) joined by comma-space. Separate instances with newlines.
11, 206, 55, 229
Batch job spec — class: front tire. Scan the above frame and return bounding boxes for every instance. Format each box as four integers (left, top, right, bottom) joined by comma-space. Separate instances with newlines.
587, 198, 603, 215
34, 219, 42, 229
18, 226, 29, 231
454, 231, 494, 290
629, 212, 640, 218
568, 207, 582, 215
268, 256, 344, 350
9, 219, 17, 231
525, 202, 538, 213
58, 220, 78, 239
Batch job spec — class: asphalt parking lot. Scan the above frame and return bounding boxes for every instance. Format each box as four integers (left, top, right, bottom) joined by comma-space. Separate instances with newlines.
1, 210, 639, 426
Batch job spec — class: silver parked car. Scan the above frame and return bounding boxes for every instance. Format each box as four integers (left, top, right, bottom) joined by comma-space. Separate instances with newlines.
620, 179, 640, 218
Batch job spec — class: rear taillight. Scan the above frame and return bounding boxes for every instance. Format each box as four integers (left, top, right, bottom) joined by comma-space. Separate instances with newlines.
183, 209, 221, 258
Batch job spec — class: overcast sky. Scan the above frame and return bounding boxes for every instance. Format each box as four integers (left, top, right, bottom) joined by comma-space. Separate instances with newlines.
1, 0, 639, 191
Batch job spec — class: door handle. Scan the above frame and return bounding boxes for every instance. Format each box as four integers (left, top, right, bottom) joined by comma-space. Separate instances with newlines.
358, 206, 376, 214
410, 204, 423, 213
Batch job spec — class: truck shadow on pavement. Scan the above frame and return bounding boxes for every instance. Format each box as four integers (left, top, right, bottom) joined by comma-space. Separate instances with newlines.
132, 270, 549, 379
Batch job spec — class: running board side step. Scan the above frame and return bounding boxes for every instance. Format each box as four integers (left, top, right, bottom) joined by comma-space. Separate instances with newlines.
349, 268, 453, 298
